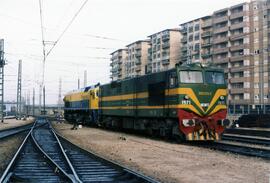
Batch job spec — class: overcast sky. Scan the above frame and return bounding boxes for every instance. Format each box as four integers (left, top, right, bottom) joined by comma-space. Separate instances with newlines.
1, 0, 246, 104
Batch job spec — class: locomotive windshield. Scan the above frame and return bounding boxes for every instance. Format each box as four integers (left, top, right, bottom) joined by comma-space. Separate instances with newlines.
179, 71, 203, 83
205, 71, 225, 84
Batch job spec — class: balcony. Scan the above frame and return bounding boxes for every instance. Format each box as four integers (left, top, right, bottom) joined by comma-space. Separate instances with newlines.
118, 66, 122, 71
162, 58, 170, 65
202, 21, 212, 28
148, 56, 152, 61
110, 62, 113, 66
230, 88, 246, 94
181, 37, 187, 43
181, 54, 188, 61
135, 51, 141, 57
135, 66, 141, 72
229, 77, 246, 84
230, 11, 245, 19
162, 42, 170, 49
230, 66, 245, 73
181, 46, 187, 52
162, 34, 170, 41
213, 47, 229, 54
201, 41, 212, 47
230, 44, 247, 52
213, 57, 229, 64
201, 52, 212, 58
230, 33, 246, 41
180, 26, 187, 33
213, 27, 229, 34
135, 45, 141, 50
213, 37, 229, 44
201, 31, 212, 38
230, 22, 248, 30
230, 55, 247, 62
148, 48, 152, 53
135, 59, 141, 65
213, 16, 228, 24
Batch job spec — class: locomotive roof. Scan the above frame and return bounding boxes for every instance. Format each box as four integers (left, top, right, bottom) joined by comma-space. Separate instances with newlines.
179, 63, 223, 72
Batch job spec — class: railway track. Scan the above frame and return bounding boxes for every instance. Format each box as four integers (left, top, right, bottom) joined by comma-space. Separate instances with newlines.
0, 123, 34, 139
0, 118, 159, 183
206, 127, 270, 159
207, 141, 270, 159
222, 133, 270, 146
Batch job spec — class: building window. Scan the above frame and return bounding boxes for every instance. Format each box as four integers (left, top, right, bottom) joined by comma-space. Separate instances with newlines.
194, 33, 200, 40
254, 49, 260, 54
194, 24, 200, 31
188, 26, 193, 33
188, 35, 193, 42
244, 93, 250, 99
194, 43, 200, 51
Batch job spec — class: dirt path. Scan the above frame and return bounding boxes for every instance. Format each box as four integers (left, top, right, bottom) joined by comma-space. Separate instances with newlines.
0, 133, 27, 175
52, 122, 270, 183
0, 117, 34, 130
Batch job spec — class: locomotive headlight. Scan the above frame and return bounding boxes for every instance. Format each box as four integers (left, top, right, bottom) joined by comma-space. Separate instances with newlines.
184, 95, 189, 100
220, 96, 225, 100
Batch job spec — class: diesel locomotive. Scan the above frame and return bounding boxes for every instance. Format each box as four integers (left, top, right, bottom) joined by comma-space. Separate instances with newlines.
64, 63, 229, 141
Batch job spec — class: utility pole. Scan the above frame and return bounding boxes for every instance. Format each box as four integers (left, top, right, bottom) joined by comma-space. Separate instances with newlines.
32, 88, 35, 116
26, 90, 30, 117
43, 86, 45, 115
39, 85, 42, 114
84, 70, 87, 87
58, 77, 62, 114
0, 39, 5, 123
16, 60, 22, 120
78, 78, 80, 89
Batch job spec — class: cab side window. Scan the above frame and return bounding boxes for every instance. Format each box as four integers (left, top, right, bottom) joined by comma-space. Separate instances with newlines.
169, 72, 177, 88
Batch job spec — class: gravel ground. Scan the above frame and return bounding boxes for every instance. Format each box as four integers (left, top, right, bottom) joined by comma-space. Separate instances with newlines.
52, 122, 270, 183
0, 117, 34, 130
0, 133, 27, 175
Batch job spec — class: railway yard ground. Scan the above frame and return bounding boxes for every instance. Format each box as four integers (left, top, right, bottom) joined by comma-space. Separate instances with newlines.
0, 117, 34, 130
52, 121, 270, 183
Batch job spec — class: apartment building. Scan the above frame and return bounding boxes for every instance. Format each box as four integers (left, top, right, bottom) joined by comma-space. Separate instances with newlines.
110, 49, 128, 81
147, 29, 182, 73
125, 40, 150, 78
179, 1, 270, 113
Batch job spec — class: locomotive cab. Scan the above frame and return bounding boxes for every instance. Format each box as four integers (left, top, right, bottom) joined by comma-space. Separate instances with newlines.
175, 63, 229, 140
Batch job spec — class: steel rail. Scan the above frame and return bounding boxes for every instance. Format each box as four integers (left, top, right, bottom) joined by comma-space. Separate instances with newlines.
0, 122, 34, 139
209, 141, 270, 160
48, 123, 82, 183
31, 121, 76, 183
0, 120, 74, 183
54, 129, 160, 183
224, 128, 270, 138
222, 134, 270, 146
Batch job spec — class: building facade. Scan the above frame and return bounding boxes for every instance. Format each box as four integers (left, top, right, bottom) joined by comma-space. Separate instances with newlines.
110, 49, 128, 81
126, 40, 150, 78
109, 0, 270, 113
147, 29, 182, 73
180, 0, 270, 113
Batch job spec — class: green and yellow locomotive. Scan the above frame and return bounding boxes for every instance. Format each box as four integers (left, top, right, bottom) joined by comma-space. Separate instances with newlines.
64, 63, 229, 141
